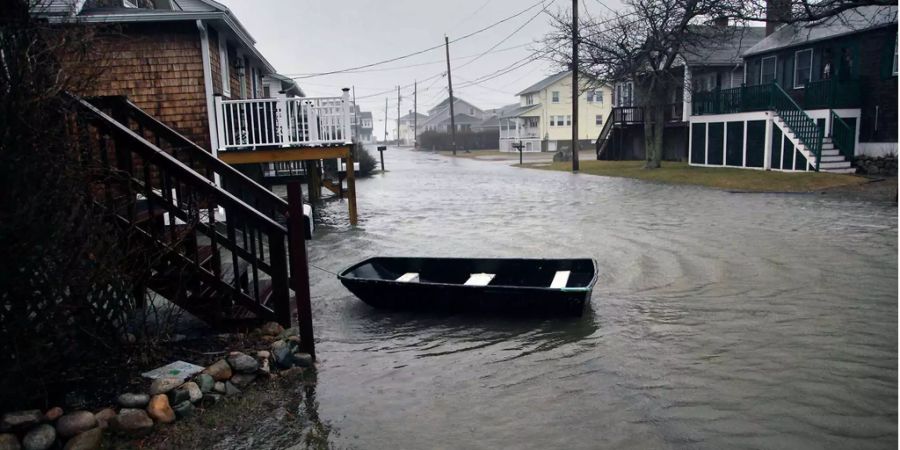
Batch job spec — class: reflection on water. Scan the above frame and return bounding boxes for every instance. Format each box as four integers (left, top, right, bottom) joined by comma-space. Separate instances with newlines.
286, 149, 897, 450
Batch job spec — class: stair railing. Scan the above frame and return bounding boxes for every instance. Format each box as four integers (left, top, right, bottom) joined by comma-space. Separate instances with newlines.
69, 95, 296, 327
770, 83, 823, 171
830, 110, 855, 160
88, 96, 289, 223
594, 109, 615, 159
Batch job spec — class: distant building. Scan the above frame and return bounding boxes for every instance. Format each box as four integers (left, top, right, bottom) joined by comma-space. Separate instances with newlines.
398, 111, 428, 146
499, 71, 612, 152
357, 110, 374, 143
420, 97, 485, 132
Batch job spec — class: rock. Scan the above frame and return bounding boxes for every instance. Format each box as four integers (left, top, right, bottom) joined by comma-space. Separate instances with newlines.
167, 388, 190, 406
203, 360, 232, 381
260, 321, 284, 337
63, 393, 87, 410
213, 382, 226, 394
226, 352, 258, 374
230, 373, 256, 387
224, 382, 241, 396
1, 410, 42, 432
260, 335, 277, 343
195, 374, 215, 393
0, 434, 19, 450
271, 339, 288, 350
259, 358, 271, 376
280, 367, 304, 379
93, 409, 116, 430
146, 395, 175, 424
110, 409, 153, 436
62, 427, 102, 450
256, 350, 271, 360
43, 407, 63, 423
55, 411, 97, 438
286, 336, 301, 347
117, 393, 150, 409
171, 401, 194, 419
149, 377, 183, 396
279, 327, 299, 339
199, 393, 221, 408
272, 345, 294, 368
292, 353, 314, 368
181, 382, 203, 403
22, 424, 55, 450
553, 146, 573, 162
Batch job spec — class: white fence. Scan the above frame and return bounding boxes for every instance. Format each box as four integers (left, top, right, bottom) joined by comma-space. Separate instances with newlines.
214, 91, 352, 151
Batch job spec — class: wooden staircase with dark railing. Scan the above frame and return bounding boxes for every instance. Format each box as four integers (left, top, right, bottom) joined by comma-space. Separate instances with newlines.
68, 95, 305, 329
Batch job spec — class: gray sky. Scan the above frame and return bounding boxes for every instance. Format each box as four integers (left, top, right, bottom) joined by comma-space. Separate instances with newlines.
219, 0, 621, 139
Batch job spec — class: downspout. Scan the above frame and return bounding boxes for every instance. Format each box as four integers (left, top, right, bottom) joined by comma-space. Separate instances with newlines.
197, 20, 219, 159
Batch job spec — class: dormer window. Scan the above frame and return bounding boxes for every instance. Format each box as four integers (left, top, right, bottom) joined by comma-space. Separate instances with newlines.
525, 94, 534, 105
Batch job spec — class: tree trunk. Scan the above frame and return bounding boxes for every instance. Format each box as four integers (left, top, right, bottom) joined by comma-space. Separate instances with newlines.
643, 102, 664, 169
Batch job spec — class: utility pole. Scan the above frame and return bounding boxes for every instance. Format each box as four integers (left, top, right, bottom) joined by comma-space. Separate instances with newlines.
384, 97, 388, 144
571, 0, 580, 172
444, 35, 457, 156
396, 85, 401, 147
413, 80, 418, 149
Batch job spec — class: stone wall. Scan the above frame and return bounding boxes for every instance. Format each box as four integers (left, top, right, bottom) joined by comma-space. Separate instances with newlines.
854, 155, 898, 176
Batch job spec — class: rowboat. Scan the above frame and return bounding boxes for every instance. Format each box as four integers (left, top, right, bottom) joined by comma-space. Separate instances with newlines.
337, 257, 597, 316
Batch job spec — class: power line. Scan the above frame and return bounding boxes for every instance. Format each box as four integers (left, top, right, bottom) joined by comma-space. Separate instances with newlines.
456, 0, 555, 70
290, 0, 550, 79
448, 0, 494, 31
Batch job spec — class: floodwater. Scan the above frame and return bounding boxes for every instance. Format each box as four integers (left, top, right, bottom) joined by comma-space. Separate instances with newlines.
294, 148, 897, 449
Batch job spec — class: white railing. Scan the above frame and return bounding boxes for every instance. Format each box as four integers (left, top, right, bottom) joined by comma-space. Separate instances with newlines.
214, 90, 353, 151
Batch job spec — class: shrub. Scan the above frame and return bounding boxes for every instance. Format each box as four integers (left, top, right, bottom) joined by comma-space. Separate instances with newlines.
354, 144, 377, 176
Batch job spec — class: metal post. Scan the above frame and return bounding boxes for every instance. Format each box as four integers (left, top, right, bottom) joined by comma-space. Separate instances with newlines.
445, 35, 457, 155
571, 0, 580, 172
384, 97, 389, 143
287, 181, 315, 360
397, 85, 401, 146
413, 80, 418, 148
378, 145, 386, 171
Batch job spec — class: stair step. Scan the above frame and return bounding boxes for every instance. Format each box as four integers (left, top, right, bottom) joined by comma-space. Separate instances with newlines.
818, 161, 852, 169
821, 167, 857, 174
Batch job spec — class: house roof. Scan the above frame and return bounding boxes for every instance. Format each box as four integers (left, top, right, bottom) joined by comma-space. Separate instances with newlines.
680, 26, 767, 66
399, 112, 428, 122
35, 0, 276, 73
428, 97, 481, 115
745, 5, 898, 57
359, 111, 373, 120
266, 73, 305, 97
501, 104, 540, 118
516, 70, 571, 96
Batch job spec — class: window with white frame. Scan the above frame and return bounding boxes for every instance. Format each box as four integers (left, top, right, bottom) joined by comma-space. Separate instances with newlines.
218, 32, 230, 97
595, 90, 603, 103
549, 115, 557, 126
595, 115, 603, 126
794, 49, 813, 88
525, 94, 534, 105
552, 91, 560, 103
565, 115, 572, 126
587, 91, 594, 102
761, 56, 777, 84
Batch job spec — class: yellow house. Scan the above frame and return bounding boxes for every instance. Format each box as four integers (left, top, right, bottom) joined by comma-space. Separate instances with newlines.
500, 70, 613, 152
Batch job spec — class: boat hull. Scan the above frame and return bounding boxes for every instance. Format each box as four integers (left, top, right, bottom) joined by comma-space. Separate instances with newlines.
338, 257, 597, 316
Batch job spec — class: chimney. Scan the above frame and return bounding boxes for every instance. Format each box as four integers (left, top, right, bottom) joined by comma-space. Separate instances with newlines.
766, 0, 791, 36
713, 17, 728, 27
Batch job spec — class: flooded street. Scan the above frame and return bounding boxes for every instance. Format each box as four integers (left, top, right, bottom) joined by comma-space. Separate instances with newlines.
297, 148, 896, 449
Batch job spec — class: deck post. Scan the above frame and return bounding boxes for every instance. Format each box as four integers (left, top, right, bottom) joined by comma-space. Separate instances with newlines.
287, 181, 315, 360
341, 88, 352, 142
277, 97, 289, 147
346, 147, 358, 226
213, 96, 225, 152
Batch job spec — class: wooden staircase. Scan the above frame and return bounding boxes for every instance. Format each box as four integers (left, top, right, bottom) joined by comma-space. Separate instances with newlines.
69, 95, 306, 329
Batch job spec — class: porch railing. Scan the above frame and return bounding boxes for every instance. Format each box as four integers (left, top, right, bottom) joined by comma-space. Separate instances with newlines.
612, 107, 643, 123
691, 84, 772, 116
215, 92, 353, 151
830, 110, 855, 160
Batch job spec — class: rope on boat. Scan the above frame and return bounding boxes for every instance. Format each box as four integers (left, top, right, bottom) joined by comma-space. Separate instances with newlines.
309, 263, 338, 276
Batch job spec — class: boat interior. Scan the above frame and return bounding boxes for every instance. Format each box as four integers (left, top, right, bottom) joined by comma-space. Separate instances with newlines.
342, 257, 596, 289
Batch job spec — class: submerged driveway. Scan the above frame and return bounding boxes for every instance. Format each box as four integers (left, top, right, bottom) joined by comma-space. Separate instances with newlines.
298, 148, 897, 449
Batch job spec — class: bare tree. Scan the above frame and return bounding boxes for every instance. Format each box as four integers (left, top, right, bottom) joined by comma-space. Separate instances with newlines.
732, 0, 894, 25
546, 0, 746, 168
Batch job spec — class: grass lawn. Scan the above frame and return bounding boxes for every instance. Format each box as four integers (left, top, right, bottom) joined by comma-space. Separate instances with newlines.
522, 160, 870, 192
436, 149, 505, 159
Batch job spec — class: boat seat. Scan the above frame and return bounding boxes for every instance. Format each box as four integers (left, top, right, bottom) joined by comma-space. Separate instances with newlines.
396, 272, 420, 282
464, 273, 495, 286
550, 271, 571, 288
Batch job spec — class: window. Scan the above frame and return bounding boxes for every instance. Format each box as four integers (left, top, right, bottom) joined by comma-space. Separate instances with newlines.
794, 49, 813, 88
552, 91, 560, 103
615, 82, 633, 106
894, 35, 898, 75
470, 107, 475, 115
761, 56, 777, 84
587, 91, 594, 102
595, 90, 603, 103
549, 115, 557, 126
525, 94, 534, 105
595, 115, 603, 126
217, 32, 230, 97
566, 115, 572, 126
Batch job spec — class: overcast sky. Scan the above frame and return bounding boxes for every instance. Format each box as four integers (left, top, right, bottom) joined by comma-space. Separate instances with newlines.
218, 0, 622, 139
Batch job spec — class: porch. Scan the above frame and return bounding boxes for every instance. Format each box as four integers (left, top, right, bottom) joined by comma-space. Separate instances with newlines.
213, 90, 358, 224
691, 79, 861, 116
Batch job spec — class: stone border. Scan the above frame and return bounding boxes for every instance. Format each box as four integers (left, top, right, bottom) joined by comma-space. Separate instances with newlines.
0, 322, 312, 450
